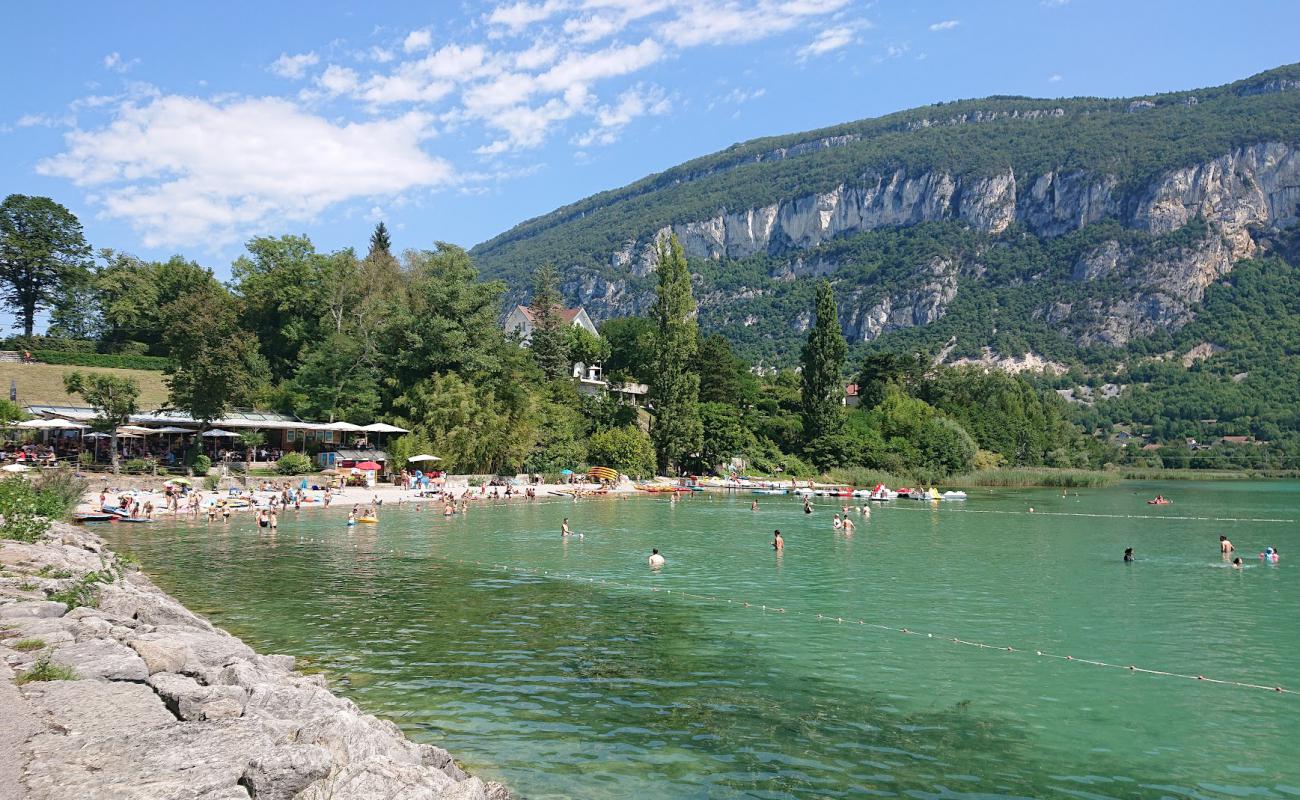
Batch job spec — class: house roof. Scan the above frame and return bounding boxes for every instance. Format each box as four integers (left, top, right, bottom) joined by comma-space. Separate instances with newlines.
844, 383, 859, 396
324, 449, 390, 461
514, 305, 584, 324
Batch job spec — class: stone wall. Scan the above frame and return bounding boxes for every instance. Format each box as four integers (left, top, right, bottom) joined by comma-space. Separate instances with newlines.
0, 522, 512, 800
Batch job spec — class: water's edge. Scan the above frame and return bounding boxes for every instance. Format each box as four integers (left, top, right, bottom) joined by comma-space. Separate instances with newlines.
0, 521, 513, 800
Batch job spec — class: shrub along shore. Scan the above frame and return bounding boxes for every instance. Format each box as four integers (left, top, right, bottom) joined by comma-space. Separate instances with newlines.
0, 521, 512, 800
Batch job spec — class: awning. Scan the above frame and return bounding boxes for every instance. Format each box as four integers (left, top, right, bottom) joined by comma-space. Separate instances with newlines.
202, 429, 241, 437
361, 422, 409, 434
321, 421, 364, 432
16, 418, 89, 429
407, 454, 441, 462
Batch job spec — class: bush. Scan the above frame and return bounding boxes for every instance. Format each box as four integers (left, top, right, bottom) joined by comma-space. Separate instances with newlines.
11, 638, 46, 652
48, 570, 113, 610
0, 477, 52, 542
587, 426, 656, 479
275, 452, 313, 475
29, 468, 88, 519
78, 451, 96, 468
30, 350, 170, 370
189, 454, 211, 477
203, 474, 220, 491
122, 458, 152, 475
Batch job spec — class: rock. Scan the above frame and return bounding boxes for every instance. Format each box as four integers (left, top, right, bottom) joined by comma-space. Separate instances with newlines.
244, 683, 355, 724
96, 582, 214, 630
483, 781, 512, 800
293, 756, 456, 800
439, 778, 488, 800
420, 744, 469, 781
133, 625, 255, 674
23, 717, 278, 800
0, 600, 67, 619
149, 672, 249, 721
130, 637, 191, 675
293, 710, 422, 766
20, 679, 175, 738
50, 638, 149, 682
71, 615, 113, 641
239, 745, 333, 800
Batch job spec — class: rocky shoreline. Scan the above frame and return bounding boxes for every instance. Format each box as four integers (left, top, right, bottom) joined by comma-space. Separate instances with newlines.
0, 521, 512, 800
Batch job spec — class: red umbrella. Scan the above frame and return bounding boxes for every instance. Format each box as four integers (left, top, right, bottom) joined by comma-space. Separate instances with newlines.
355, 461, 382, 471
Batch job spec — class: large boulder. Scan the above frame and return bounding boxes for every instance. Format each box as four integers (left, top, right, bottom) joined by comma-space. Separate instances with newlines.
50, 638, 149, 682
96, 583, 213, 630
132, 626, 254, 675
293, 711, 422, 766
292, 756, 456, 800
130, 638, 190, 675
0, 601, 67, 620
19, 679, 175, 739
149, 672, 249, 721
239, 745, 333, 800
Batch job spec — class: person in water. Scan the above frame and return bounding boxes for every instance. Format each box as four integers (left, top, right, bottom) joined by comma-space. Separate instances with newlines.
1124, 547, 1134, 562
648, 549, 666, 568
562, 518, 571, 537
832, 514, 842, 529
803, 497, 813, 514
772, 530, 784, 550
1231, 557, 1244, 569
842, 516, 854, 534
751, 500, 759, 511
1260, 546, 1279, 562
1220, 535, 1235, 554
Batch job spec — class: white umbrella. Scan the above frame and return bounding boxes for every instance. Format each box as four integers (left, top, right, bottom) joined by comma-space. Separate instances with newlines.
202, 429, 240, 437
118, 425, 156, 434
152, 426, 196, 434
83, 432, 111, 439
17, 418, 87, 429
322, 421, 364, 432
1, 463, 31, 472
362, 422, 409, 434
407, 454, 442, 462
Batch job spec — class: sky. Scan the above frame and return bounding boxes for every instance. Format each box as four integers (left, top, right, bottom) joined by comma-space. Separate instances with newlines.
4, 0, 1300, 276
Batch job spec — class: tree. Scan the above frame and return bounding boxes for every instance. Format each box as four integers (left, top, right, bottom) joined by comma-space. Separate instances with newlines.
697, 402, 754, 473
566, 325, 610, 368
368, 222, 392, 259
161, 285, 269, 434
587, 425, 656, 479
528, 264, 570, 380
649, 235, 702, 474
800, 280, 848, 450
0, 195, 92, 337
64, 371, 139, 474
600, 316, 656, 383
232, 235, 329, 380
696, 333, 742, 405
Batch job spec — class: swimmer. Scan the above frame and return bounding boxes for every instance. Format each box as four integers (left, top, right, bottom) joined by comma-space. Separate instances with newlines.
1231, 557, 1243, 569
751, 500, 759, 511
1124, 547, 1134, 562
1028, 507, 1034, 514
347, 511, 356, 526
562, 518, 572, 537
648, 548, 666, 568
1260, 546, 1279, 562
772, 530, 784, 550
1220, 535, 1234, 554
803, 497, 813, 514
832, 514, 842, 529
842, 516, 854, 534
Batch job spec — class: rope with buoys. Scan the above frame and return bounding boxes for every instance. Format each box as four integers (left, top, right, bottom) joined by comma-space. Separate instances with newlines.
858, 505, 1296, 524
433, 556, 1296, 696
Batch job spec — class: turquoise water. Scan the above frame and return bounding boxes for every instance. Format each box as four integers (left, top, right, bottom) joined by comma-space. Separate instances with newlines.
103, 483, 1300, 799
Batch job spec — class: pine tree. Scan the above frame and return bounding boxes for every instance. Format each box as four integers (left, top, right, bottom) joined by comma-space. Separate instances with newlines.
800, 280, 848, 447
528, 264, 570, 380
368, 222, 392, 258
649, 235, 703, 474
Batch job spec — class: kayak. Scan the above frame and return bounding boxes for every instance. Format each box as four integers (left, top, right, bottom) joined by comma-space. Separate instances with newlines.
100, 505, 131, 517
753, 489, 787, 496
356, 517, 379, 523
942, 491, 968, 501
116, 517, 153, 523
73, 513, 114, 523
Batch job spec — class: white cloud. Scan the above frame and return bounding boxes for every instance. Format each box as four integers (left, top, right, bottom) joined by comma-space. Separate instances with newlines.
318, 65, 360, 95
798, 26, 856, 59
573, 83, 670, 146
270, 51, 320, 79
873, 41, 909, 63
403, 29, 432, 53
486, 0, 570, 33
535, 38, 663, 93
1048, 73, 1063, 82
37, 95, 453, 247
928, 19, 960, 31
368, 46, 396, 63
103, 52, 139, 73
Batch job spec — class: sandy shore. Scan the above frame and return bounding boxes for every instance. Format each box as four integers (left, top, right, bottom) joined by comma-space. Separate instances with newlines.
76, 475, 641, 518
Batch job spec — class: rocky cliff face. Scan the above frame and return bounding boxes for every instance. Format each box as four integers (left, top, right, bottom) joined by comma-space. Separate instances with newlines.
563, 142, 1300, 352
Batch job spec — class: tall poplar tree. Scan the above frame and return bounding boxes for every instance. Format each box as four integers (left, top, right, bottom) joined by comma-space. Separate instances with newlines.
649, 235, 702, 474
528, 264, 570, 380
368, 222, 392, 258
800, 280, 848, 447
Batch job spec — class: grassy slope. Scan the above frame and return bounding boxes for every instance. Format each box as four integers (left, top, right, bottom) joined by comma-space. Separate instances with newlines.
0, 363, 170, 409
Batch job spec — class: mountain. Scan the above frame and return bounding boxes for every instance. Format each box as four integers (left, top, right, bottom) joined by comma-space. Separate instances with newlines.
472, 65, 1300, 375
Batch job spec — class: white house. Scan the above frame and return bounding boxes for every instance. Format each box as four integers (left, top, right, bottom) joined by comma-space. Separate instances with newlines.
504, 305, 598, 345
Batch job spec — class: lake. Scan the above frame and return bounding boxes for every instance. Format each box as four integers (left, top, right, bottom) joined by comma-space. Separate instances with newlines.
102, 482, 1300, 799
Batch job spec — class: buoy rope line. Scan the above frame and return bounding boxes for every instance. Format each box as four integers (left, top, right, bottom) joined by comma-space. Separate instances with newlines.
861, 505, 1296, 524
412, 555, 1292, 696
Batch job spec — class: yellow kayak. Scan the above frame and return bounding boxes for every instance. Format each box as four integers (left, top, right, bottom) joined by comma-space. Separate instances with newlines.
356, 516, 379, 524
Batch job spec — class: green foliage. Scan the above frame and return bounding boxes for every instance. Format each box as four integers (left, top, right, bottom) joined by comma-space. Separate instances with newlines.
947, 468, 1117, 487
161, 283, 269, 426
63, 370, 140, 474
395, 372, 536, 475
189, 454, 212, 477
275, 452, 314, 475
0, 399, 26, 426
587, 425, 656, 478
0, 195, 92, 337
600, 316, 656, 383
11, 638, 46, 652
695, 334, 745, 405
649, 235, 703, 474
122, 458, 151, 474
368, 222, 392, 258
14, 656, 77, 684
28, 468, 88, 518
696, 402, 754, 471
48, 570, 113, 610
36, 565, 73, 579
800, 280, 848, 452
566, 324, 610, 367
0, 477, 54, 542
528, 264, 571, 380
524, 383, 588, 473
30, 350, 169, 370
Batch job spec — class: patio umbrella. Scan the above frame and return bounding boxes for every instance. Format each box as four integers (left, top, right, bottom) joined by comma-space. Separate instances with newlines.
167, 477, 192, 485
320, 468, 339, 475
355, 461, 382, 471
560, 469, 574, 475
362, 422, 409, 434
202, 429, 240, 437
407, 454, 441, 463
118, 425, 155, 434
323, 421, 365, 432
152, 426, 196, 434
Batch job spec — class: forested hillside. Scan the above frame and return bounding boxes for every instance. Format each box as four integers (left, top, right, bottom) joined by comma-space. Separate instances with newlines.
472, 64, 1300, 457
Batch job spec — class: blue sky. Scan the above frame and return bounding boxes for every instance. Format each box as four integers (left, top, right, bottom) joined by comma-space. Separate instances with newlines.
4, 0, 1299, 275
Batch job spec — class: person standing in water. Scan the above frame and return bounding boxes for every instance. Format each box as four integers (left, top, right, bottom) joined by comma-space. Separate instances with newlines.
1124, 547, 1134, 562
648, 549, 665, 568
1220, 535, 1235, 555
803, 497, 813, 514
773, 530, 784, 550
842, 516, 854, 534
751, 500, 759, 511
562, 518, 572, 537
